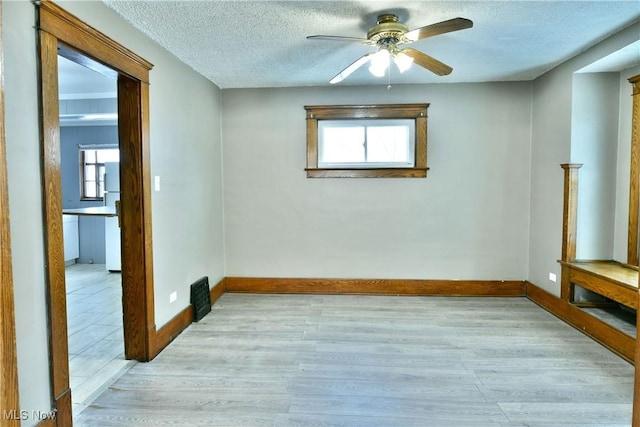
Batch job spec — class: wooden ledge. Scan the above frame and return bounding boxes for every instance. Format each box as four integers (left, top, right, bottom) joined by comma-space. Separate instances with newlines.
560, 260, 638, 291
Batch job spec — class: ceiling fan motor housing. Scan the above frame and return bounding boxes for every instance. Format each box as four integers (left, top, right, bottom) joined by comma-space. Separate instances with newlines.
367, 14, 409, 45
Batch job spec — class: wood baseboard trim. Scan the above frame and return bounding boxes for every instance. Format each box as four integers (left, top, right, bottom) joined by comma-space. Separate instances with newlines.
152, 305, 192, 358
210, 279, 225, 303
151, 278, 226, 358
35, 387, 70, 427
54, 388, 71, 427
526, 281, 634, 364
224, 277, 527, 296
36, 418, 55, 427
572, 301, 619, 309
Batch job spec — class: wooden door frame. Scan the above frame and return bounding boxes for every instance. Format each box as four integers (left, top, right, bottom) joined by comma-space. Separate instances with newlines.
37, 1, 155, 423
0, 1, 21, 421
627, 75, 640, 266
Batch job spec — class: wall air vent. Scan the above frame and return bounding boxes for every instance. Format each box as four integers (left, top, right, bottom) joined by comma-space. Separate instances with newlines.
190, 276, 211, 322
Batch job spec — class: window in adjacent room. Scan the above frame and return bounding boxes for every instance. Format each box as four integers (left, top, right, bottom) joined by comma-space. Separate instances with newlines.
305, 104, 428, 178
79, 146, 119, 200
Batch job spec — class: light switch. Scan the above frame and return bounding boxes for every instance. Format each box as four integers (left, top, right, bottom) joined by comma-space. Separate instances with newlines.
154, 176, 160, 192
548, 272, 557, 282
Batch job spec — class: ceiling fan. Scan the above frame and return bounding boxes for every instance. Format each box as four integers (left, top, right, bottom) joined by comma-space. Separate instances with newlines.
307, 14, 473, 84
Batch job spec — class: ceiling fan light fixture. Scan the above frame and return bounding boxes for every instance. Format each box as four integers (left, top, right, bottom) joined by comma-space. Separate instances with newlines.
393, 52, 413, 73
369, 49, 390, 77
308, 13, 473, 84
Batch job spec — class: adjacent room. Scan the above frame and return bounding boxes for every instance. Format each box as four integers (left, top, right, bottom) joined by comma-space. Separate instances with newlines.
1, 1, 640, 426
57, 54, 133, 415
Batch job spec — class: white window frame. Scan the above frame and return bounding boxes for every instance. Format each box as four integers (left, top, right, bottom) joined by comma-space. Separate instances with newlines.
79, 145, 119, 200
318, 119, 415, 169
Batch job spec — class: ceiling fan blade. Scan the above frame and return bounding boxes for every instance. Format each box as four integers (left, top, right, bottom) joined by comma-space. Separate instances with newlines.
404, 17, 473, 42
329, 53, 374, 84
307, 35, 371, 44
400, 48, 452, 76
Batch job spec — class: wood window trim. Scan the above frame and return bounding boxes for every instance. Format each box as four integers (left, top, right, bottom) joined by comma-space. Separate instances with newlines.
305, 104, 429, 178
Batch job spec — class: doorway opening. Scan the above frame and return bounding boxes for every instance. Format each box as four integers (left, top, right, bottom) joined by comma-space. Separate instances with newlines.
57, 54, 133, 415
38, 1, 155, 422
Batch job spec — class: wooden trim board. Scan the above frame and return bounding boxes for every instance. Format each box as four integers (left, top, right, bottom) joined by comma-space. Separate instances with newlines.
0, 1, 21, 422
560, 163, 582, 264
38, 1, 152, 82
628, 75, 640, 266
563, 261, 638, 309
224, 277, 526, 296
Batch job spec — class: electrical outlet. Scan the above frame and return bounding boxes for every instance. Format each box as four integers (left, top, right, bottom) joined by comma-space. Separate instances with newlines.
548, 272, 557, 283
169, 291, 177, 303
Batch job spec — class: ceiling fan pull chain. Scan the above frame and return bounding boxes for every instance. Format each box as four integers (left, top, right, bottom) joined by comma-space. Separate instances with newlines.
387, 63, 392, 90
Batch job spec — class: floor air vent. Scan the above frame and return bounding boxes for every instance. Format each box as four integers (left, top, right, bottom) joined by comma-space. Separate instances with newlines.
190, 276, 211, 322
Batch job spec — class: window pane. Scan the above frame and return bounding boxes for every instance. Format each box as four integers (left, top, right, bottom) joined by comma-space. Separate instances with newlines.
98, 165, 106, 196
317, 119, 415, 168
367, 126, 411, 163
84, 150, 96, 163
80, 148, 119, 199
85, 182, 96, 198
85, 165, 96, 181
96, 149, 119, 163
320, 126, 365, 164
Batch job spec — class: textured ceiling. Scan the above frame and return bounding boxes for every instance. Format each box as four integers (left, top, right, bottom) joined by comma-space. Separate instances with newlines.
95, 1, 640, 89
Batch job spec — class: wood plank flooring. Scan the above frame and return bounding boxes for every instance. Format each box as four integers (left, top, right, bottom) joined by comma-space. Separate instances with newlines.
75, 294, 633, 426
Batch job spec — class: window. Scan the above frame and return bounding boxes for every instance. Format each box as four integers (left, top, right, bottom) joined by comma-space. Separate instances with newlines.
318, 119, 415, 168
79, 147, 119, 200
305, 104, 428, 178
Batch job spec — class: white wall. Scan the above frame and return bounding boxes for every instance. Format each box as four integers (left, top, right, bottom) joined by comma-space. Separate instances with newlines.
529, 22, 640, 296
3, 1, 52, 419
144, 51, 224, 326
613, 65, 640, 261
58, 0, 226, 327
3, 0, 224, 422
571, 73, 620, 260
222, 83, 532, 280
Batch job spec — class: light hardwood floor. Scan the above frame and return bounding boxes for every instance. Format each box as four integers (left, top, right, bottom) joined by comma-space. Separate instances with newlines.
65, 263, 135, 416
76, 294, 633, 426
